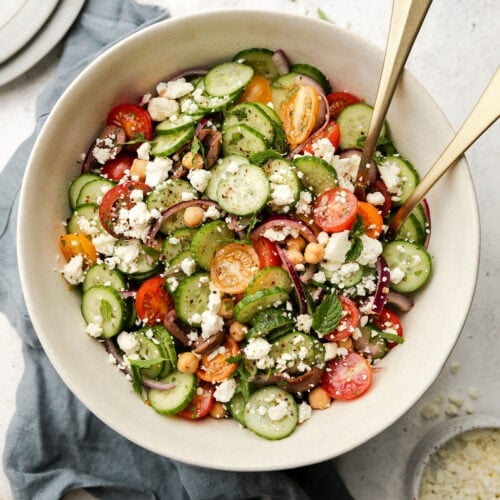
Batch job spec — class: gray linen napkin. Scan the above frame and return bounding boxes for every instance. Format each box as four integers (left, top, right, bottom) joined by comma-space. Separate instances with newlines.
0, 1, 353, 499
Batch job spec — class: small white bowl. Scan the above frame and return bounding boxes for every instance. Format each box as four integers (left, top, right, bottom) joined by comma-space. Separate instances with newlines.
17, 10, 479, 470
407, 414, 500, 499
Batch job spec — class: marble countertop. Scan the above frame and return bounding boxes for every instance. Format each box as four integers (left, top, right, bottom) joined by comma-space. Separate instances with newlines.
1, 1, 498, 498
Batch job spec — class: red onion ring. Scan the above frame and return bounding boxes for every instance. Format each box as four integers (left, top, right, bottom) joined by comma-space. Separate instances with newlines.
146, 199, 221, 245
272, 49, 290, 75
276, 244, 308, 314
164, 67, 209, 81
195, 117, 211, 137
372, 256, 390, 314
141, 378, 176, 391
250, 215, 318, 244
295, 74, 325, 95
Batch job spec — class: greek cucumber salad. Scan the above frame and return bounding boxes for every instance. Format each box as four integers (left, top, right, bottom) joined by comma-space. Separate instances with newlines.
59, 47, 432, 440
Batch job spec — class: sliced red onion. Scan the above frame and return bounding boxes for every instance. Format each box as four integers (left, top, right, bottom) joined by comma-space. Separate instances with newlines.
119, 290, 137, 300
82, 125, 126, 173
250, 215, 318, 244
146, 199, 221, 245
314, 92, 330, 134
372, 256, 390, 314
276, 244, 308, 314
164, 67, 209, 81
141, 378, 175, 391
272, 49, 290, 75
422, 198, 432, 248
386, 291, 414, 312
295, 74, 325, 95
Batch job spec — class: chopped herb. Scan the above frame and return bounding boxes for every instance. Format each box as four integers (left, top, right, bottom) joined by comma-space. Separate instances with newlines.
312, 293, 342, 336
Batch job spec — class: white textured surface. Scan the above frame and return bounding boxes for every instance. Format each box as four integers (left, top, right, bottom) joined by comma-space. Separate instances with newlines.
0, 1, 498, 498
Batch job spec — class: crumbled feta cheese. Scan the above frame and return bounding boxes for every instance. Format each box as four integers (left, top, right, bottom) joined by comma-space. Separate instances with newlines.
136, 142, 151, 160
332, 154, 360, 191
296, 314, 313, 333
298, 401, 312, 424
117, 332, 139, 356
267, 397, 290, 421
244, 337, 272, 360
312, 137, 336, 164
324, 342, 338, 361
200, 310, 224, 339
61, 254, 85, 285
92, 233, 117, 256
115, 201, 152, 241
378, 159, 403, 199
323, 230, 351, 270
145, 157, 173, 187
213, 378, 237, 403
262, 226, 299, 242
147, 97, 179, 121
295, 190, 313, 215
366, 191, 386, 206
188, 168, 211, 193
158, 78, 194, 100
181, 191, 197, 201
390, 267, 405, 284
180, 257, 196, 276
166, 276, 179, 292
203, 205, 221, 221
356, 235, 383, 267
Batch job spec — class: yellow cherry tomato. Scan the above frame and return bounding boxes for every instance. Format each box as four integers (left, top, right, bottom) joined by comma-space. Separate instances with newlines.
59, 233, 97, 266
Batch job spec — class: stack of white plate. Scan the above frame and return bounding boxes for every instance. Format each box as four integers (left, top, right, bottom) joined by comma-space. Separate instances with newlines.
0, 0, 85, 86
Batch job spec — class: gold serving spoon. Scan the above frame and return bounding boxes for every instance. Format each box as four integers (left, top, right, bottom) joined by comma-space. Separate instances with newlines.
388, 67, 500, 235
355, 0, 433, 198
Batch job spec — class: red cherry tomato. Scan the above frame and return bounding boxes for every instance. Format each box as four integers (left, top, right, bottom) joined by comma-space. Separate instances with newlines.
98, 180, 151, 238
321, 352, 373, 400
327, 91, 361, 120
106, 103, 153, 141
135, 276, 173, 326
101, 153, 135, 181
313, 187, 358, 233
372, 307, 403, 348
324, 295, 360, 342
253, 237, 281, 268
303, 121, 341, 154
178, 383, 215, 420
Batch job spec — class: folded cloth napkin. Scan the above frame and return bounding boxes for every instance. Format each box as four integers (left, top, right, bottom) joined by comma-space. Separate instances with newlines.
0, 1, 353, 499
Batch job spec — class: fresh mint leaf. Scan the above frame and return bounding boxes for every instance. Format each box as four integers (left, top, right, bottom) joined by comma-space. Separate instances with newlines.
128, 357, 165, 397
312, 293, 342, 336
350, 214, 365, 238
345, 236, 363, 262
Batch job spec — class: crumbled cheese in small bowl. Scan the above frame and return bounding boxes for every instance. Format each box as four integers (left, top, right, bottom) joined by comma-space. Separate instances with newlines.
407, 414, 500, 499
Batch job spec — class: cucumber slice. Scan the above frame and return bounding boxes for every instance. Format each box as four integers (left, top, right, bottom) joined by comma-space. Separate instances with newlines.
192, 78, 240, 112
148, 371, 197, 415
136, 325, 177, 378
244, 386, 298, 440
245, 266, 293, 296
293, 156, 337, 195
270, 72, 299, 113
112, 240, 160, 279
135, 332, 165, 379
252, 103, 289, 154
155, 113, 204, 135
234, 286, 290, 324
232, 47, 280, 81
150, 124, 194, 157
378, 155, 420, 207
222, 123, 269, 157
81, 285, 126, 338
246, 307, 295, 339
337, 102, 388, 150
68, 173, 101, 210
205, 155, 249, 201
253, 102, 280, 124
289, 63, 331, 93
83, 263, 126, 293
164, 250, 193, 294
146, 179, 197, 234
355, 324, 388, 360
204, 62, 254, 97
412, 203, 429, 234
262, 158, 301, 213
173, 272, 210, 326
321, 263, 365, 289
395, 213, 425, 245
190, 220, 235, 270
75, 178, 115, 207
161, 227, 197, 263
227, 392, 247, 425
223, 103, 275, 145
270, 332, 325, 374
382, 240, 432, 293
67, 203, 107, 237
123, 296, 137, 331
216, 163, 270, 216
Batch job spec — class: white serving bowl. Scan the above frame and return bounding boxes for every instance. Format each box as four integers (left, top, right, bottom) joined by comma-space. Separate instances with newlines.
17, 10, 479, 471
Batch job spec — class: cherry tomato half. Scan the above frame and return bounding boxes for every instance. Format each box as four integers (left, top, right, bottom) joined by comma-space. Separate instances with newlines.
313, 187, 358, 233
253, 237, 281, 268
372, 307, 404, 348
106, 103, 153, 141
327, 91, 361, 120
210, 243, 260, 294
279, 84, 320, 147
321, 352, 373, 400
238, 74, 272, 104
135, 276, 173, 326
177, 383, 215, 420
196, 336, 240, 383
303, 121, 341, 154
101, 153, 135, 181
357, 201, 384, 239
324, 295, 360, 342
59, 233, 97, 266
98, 180, 151, 238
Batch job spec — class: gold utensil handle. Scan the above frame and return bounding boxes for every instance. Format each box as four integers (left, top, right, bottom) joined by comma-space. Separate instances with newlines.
389, 67, 500, 234
355, 0, 432, 197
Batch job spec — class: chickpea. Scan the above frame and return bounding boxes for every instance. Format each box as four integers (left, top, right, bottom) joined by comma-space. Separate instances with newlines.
229, 320, 247, 342
183, 206, 204, 227
177, 352, 199, 374
337, 337, 354, 351
129, 159, 148, 181
308, 386, 331, 410
304, 243, 325, 264
209, 401, 227, 419
182, 151, 204, 170
284, 248, 305, 266
286, 236, 306, 252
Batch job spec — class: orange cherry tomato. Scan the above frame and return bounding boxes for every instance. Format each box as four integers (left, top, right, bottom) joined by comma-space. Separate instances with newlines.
303, 121, 341, 154
321, 352, 373, 400
135, 276, 173, 326
210, 243, 260, 294
59, 233, 97, 266
357, 201, 384, 239
196, 336, 240, 383
279, 84, 320, 147
106, 103, 153, 141
177, 383, 215, 420
313, 187, 358, 233
327, 91, 361, 120
324, 295, 360, 342
238, 74, 272, 104
253, 237, 281, 268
